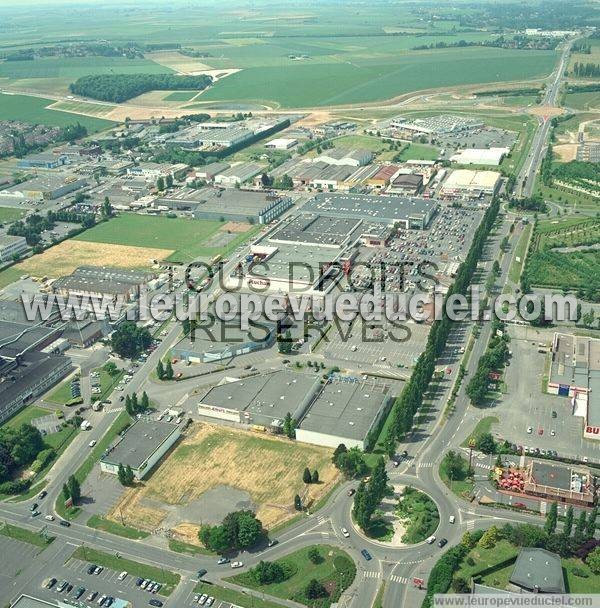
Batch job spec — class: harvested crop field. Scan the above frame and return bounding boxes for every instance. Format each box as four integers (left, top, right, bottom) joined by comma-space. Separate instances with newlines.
108, 423, 339, 540
15, 240, 172, 278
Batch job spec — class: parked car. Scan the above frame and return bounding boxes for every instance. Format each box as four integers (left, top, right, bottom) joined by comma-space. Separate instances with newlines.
74, 587, 85, 599
136, 578, 144, 586
118, 571, 128, 581
86, 565, 97, 575
217, 557, 229, 565
206, 598, 214, 607
45, 577, 57, 589
87, 591, 98, 601
149, 600, 163, 608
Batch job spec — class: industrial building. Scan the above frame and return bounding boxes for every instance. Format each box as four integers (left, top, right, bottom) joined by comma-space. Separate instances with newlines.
547, 333, 600, 442
0, 235, 28, 263
193, 162, 231, 182
313, 148, 373, 167
214, 162, 265, 187
449, 147, 510, 166
296, 376, 393, 449
197, 371, 391, 448
52, 266, 154, 303
440, 169, 501, 198
387, 173, 424, 195
126, 162, 188, 180
100, 418, 181, 480
265, 138, 298, 150
172, 316, 276, 363
302, 192, 436, 229
0, 174, 87, 201
389, 114, 484, 136
16, 152, 68, 170
159, 187, 292, 224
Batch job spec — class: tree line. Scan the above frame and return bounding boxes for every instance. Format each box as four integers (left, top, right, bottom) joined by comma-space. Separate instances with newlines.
571, 62, 600, 78
352, 457, 389, 533
382, 197, 501, 456
69, 73, 213, 103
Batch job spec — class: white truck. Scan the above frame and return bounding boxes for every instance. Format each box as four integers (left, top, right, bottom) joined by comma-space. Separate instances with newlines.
80, 420, 92, 431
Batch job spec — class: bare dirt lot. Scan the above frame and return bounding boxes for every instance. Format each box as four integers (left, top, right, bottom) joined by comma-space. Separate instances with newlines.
108, 423, 339, 543
220, 221, 252, 233
553, 143, 578, 162
16, 240, 173, 278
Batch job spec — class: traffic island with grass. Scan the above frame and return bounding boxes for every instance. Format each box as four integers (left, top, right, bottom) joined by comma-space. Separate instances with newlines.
0, 521, 55, 548
70, 546, 180, 595
395, 486, 440, 544
227, 545, 356, 608
439, 451, 475, 499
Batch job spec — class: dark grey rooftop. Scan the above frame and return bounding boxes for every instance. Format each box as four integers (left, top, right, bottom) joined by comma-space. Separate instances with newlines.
510, 548, 565, 593
0, 320, 58, 357
101, 419, 179, 470
530, 460, 572, 491
299, 379, 390, 441
270, 214, 361, 247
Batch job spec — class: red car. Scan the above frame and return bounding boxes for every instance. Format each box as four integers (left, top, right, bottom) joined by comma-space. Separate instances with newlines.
538, 428, 544, 435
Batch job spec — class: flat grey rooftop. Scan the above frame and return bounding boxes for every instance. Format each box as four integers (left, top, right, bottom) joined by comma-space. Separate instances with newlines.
530, 460, 572, 491
302, 192, 435, 223
101, 419, 179, 469
270, 213, 361, 247
299, 378, 389, 441
510, 548, 565, 593
199, 370, 320, 426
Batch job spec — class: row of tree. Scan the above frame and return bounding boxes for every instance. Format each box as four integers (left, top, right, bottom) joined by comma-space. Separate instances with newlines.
571, 62, 600, 78
111, 321, 152, 360
382, 197, 501, 455
156, 358, 174, 380
62, 474, 81, 505
352, 457, 389, 532
124, 391, 150, 416
69, 73, 213, 103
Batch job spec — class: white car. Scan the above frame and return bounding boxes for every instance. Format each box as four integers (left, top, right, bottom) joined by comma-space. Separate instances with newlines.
341, 527, 350, 538
230, 561, 243, 569
426, 535, 436, 544
448, 515, 455, 524
45, 515, 55, 521
198, 595, 207, 605
89, 440, 97, 448
527, 426, 533, 434
118, 571, 127, 581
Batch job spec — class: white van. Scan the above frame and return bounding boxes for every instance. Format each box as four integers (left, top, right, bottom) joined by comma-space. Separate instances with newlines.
426, 535, 436, 544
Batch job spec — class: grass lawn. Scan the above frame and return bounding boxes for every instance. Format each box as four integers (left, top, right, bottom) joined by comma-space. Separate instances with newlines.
456, 539, 517, 582
1, 404, 54, 429
168, 538, 212, 556
91, 365, 125, 402
373, 582, 386, 608
331, 134, 390, 153
87, 515, 149, 540
439, 454, 474, 499
55, 411, 131, 520
228, 545, 356, 608
395, 142, 439, 161
508, 224, 531, 285
461, 416, 499, 447
194, 582, 286, 608
0, 521, 54, 548
49, 100, 117, 118
71, 546, 179, 595
0, 266, 26, 290
564, 557, 600, 593
74, 214, 257, 262
0, 206, 26, 224
565, 91, 600, 111
46, 376, 78, 406
0, 93, 114, 132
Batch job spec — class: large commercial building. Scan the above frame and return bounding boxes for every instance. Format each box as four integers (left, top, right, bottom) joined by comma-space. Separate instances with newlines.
52, 266, 154, 303
449, 147, 510, 166
100, 418, 181, 480
17, 152, 68, 170
440, 169, 501, 198
0, 235, 28, 262
0, 174, 87, 201
313, 148, 373, 167
197, 371, 392, 449
214, 162, 264, 187
522, 460, 594, 507
547, 333, 600, 441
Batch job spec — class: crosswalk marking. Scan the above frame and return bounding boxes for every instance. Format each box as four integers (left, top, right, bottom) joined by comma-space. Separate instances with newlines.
417, 462, 434, 468
364, 571, 381, 579
466, 520, 475, 530
390, 575, 410, 584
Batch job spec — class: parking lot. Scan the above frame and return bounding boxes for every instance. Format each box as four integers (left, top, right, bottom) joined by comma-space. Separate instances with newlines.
181, 585, 242, 608
33, 554, 171, 607
0, 535, 44, 590
490, 325, 600, 462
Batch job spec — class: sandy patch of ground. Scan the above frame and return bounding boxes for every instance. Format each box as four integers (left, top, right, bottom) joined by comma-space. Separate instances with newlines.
220, 221, 252, 233
104, 105, 193, 122
528, 105, 565, 118
108, 423, 339, 533
296, 110, 333, 127
16, 240, 173, 279
553, 143, 578, 162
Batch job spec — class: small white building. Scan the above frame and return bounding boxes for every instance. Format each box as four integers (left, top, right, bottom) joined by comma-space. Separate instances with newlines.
265, 138, 298, 150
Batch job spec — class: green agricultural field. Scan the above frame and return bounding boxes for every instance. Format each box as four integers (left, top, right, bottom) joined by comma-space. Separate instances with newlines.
75, 214, 258, 262
565, 90, 600, 110
200, 47, 557, 108
0, 93, 114, 132
50, 100, 117, 118
164, 91, 199, 102
332, 134, 389, 153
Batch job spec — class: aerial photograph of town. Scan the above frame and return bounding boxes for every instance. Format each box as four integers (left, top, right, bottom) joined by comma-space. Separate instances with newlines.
0, 0, 599, 607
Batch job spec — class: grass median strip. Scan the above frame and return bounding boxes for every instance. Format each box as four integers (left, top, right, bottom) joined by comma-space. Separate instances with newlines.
71, 546, 179, 595
0, 521, 54, 548
87, 515, 149, 540
168, 538, 212, 556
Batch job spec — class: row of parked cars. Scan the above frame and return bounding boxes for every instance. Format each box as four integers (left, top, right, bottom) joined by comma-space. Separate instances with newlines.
192, 594, 215, 606
44, 578, 115, 606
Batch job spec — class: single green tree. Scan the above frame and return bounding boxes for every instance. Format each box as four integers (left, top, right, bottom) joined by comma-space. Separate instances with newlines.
312, 470, 319, 484
165, 359, 174, 380
303, 467, 312, 484
156, 360, 165, 380
294, 494, 302, 511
